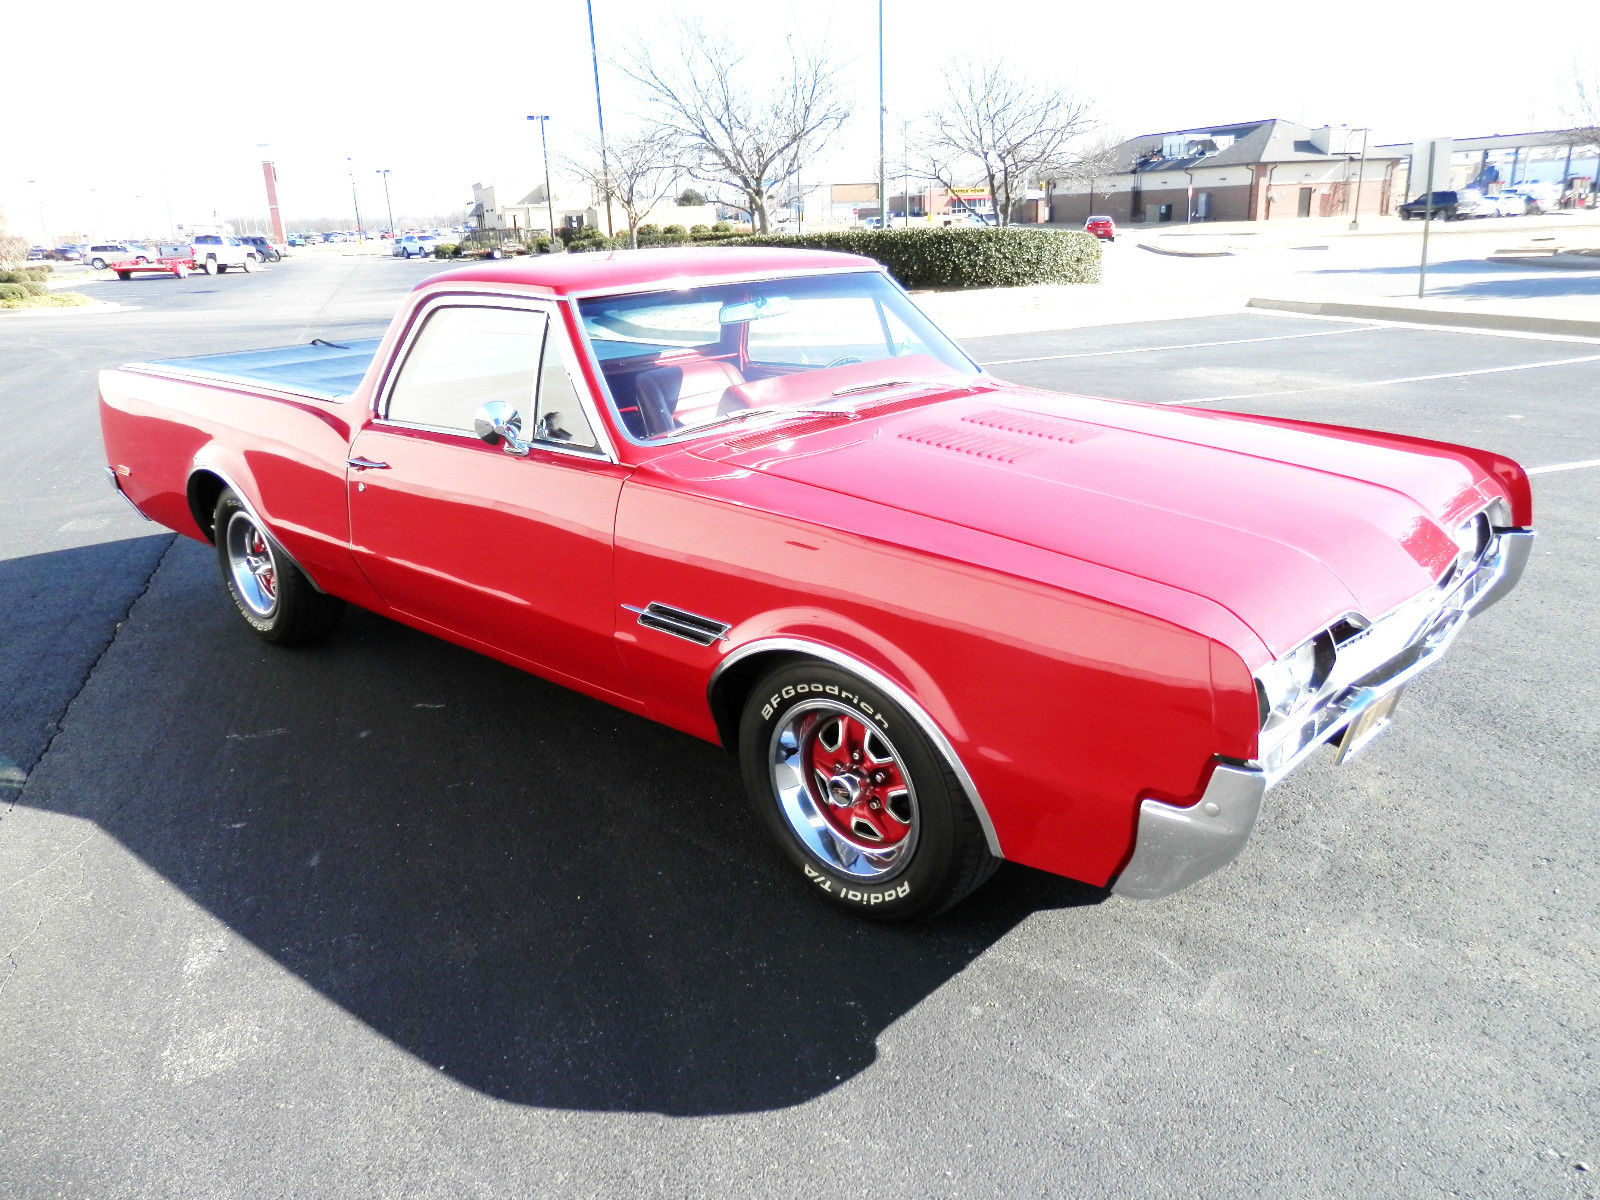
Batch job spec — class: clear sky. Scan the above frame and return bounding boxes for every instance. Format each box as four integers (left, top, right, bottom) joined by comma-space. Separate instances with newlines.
3, 0, 1595, 240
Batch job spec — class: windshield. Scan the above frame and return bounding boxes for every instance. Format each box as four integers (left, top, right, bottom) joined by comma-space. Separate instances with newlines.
576, 270, 980, 442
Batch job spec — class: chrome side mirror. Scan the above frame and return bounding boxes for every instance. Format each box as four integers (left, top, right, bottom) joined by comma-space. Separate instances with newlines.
473, 401, 530, 457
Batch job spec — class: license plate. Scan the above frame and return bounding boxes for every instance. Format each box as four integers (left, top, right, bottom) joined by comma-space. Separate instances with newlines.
1333, 689, 1403, 765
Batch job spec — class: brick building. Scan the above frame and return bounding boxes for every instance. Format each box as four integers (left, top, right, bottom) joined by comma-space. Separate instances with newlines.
1046, 119, 1404, 226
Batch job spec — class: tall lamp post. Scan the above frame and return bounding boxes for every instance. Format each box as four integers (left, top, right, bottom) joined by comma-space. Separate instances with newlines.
877, 0, 887, 227
1347, 127, 1370, 231
375, 169, 396, 236
346, 156, 366, 242
527, 116, 557, 237
585, 0, 613, 236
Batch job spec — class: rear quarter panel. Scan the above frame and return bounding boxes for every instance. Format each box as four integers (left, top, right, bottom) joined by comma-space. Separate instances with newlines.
98, 368, 380, 606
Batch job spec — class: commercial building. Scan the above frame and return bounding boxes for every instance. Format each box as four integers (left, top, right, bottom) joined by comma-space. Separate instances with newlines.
1046, 119, 1403, 226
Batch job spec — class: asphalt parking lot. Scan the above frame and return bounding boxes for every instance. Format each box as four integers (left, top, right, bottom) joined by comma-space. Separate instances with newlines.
2, 256, 1596, 1199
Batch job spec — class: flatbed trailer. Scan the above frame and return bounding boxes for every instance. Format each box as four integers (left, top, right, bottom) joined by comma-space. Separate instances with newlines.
111, 255, 193, 281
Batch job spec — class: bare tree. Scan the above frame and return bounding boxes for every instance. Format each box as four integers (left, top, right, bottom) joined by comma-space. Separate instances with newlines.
567, 129, 683, 247
618, 20, 851, 232
1569, 59, 1600, 150
923, 59, 1093, 227
1051, 136, 1122, 218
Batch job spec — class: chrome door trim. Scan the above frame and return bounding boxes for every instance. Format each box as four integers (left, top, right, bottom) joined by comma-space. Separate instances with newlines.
372, 290, 619, 463
710, 636, 1003, 857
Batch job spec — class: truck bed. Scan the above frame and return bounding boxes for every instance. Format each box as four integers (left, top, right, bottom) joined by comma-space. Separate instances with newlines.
139, 337, 383, 402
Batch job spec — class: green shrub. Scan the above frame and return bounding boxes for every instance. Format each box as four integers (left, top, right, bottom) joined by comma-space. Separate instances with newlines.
19, 280, 46, 297
0, 282, 27, 302
0, 268, 46, 284
662, 224, 687, 237
563, 226, 619, 253
636, 223, 660, 237
712, 220, 733, 233
431, 243, 460, 259
734, 226, 1101, 289
689, 224, 709, 236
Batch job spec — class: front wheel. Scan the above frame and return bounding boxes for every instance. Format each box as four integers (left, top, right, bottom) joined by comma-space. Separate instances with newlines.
203, 257, 218, 274
214, 490, 344, 645
241, 256, 255, 272
739, 662, 998, 920
90, 258, 107, 270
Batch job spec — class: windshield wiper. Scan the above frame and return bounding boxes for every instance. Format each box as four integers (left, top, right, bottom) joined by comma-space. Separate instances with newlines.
689, 406, 856, 435
831, 378, 929, 397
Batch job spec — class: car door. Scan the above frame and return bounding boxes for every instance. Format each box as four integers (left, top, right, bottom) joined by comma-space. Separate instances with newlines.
346, 295, 636, 701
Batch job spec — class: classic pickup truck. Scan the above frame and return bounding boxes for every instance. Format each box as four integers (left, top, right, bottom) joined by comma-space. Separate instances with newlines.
98, 248, 1534, 919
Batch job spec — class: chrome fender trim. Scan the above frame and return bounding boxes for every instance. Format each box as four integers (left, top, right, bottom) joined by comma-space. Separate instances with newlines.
186, 464, 328, 594
1110, 763, 1266, 900
710, 637, 1004, 858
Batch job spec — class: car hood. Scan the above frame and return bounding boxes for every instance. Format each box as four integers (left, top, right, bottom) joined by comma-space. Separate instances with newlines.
688, 382, 1498, 658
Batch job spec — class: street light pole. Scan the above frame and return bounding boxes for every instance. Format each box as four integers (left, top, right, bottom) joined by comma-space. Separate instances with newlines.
585, 0, 614, 236
346, 156, 365, 242
527, 116, 556, 238
376, 169, 396, 235
1348, 127, 1369, 231
877, 0, 887, 227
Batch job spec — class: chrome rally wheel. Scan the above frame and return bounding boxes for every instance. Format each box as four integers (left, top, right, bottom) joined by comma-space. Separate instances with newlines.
225, 509, 279, 618
739, 662, 999, 920
769, 702, 919, 881
212, 488, 344, 645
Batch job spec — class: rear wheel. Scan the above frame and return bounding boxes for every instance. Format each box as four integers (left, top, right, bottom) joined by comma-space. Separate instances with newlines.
203, 257, 218, 275
241, 255, 255, 272
116, 270, 131, 281
738, 662, 998, 920
90, 257, 107, 270
214, 490, 344, 645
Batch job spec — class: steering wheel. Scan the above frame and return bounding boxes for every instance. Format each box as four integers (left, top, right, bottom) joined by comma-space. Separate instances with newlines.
824, 355, 864, 369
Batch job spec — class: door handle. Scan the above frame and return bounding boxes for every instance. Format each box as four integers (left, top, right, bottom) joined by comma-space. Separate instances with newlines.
346, 456, 390, 471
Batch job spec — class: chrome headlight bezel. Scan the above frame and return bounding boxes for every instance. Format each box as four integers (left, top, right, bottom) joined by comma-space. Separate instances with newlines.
1255, 634, 1335, 730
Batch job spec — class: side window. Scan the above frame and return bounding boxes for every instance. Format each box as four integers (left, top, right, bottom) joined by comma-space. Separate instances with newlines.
534, 333, 600, 452
386, 306, 545, 432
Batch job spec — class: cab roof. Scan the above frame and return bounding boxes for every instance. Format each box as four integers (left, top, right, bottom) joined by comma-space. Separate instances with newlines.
422, 246, 881, 297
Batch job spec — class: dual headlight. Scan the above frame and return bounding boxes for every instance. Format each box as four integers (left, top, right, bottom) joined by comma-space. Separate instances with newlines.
1256, 637, 1324, 728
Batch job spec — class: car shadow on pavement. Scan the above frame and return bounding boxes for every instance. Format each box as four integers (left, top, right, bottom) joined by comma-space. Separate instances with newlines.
10, 537, 1103, 1115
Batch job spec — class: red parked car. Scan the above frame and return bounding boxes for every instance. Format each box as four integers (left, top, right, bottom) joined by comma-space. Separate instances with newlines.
1084, 215, 1116, 241
97, 249, 1533, 919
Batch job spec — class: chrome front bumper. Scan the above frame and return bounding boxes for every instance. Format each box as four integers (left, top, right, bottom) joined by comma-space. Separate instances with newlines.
1112, 528, 1533, 900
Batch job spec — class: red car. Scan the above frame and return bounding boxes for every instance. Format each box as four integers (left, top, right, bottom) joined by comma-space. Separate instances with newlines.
1084, 215, 1116, 241
98, 249, 1533, 919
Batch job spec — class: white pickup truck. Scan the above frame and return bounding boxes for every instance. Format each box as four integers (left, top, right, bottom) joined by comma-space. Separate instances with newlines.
189, 235, 259, 275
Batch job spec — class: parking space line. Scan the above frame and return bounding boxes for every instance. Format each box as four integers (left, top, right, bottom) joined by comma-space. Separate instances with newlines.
979, 326, 1369, 366
1528, 458, 1600, 476
1168, 353, 1600, 406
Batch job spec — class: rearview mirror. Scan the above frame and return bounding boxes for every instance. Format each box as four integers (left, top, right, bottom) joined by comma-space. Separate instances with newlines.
473, 401, 530, 457
718, 295, 792, 325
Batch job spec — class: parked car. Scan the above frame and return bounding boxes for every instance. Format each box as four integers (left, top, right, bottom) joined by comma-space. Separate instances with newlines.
1084, 215, 1116, 241
287, 235, 308, 248
27, 246, 48, 261
1492, 191, 1531, 217
96, 248, 1533, 920
189, 234, 258, 274
1398, 191, 1462, 220
393, 234, 438, 258
86, 243, 151, 270
237, 236, 285, 262
325, 232, 348, 244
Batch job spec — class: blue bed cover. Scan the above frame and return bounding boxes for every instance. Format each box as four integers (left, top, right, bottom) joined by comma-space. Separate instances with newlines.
142, 337, 384, 401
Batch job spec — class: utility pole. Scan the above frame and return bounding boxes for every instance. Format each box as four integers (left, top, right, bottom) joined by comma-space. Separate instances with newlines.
1348, 128, 1369, 231
346, 156, 365, 242
527, 116, 556, 237
1418, 142, 1436, 299
877, 0, 887, 227
375, 169, 395, 235
902, 120, 910, 228
585, 0, 613, 236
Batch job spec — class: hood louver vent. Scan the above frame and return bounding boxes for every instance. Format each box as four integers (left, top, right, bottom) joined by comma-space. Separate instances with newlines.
895, 424, 1035, 464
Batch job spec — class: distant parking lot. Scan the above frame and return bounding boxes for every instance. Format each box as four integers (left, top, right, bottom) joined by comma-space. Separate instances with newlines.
2, 259, 1595, 1199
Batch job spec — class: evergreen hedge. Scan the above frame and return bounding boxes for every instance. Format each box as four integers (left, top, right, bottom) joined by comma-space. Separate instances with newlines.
736, 226, 1101, 289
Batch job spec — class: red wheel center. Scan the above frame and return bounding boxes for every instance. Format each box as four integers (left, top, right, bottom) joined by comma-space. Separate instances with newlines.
802, 713, 912, 849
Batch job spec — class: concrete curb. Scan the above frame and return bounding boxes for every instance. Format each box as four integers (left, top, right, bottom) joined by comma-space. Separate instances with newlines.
1248, 297, 1600, 338
1487, 252, 1600, 270
1136, 242, 1233, 258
